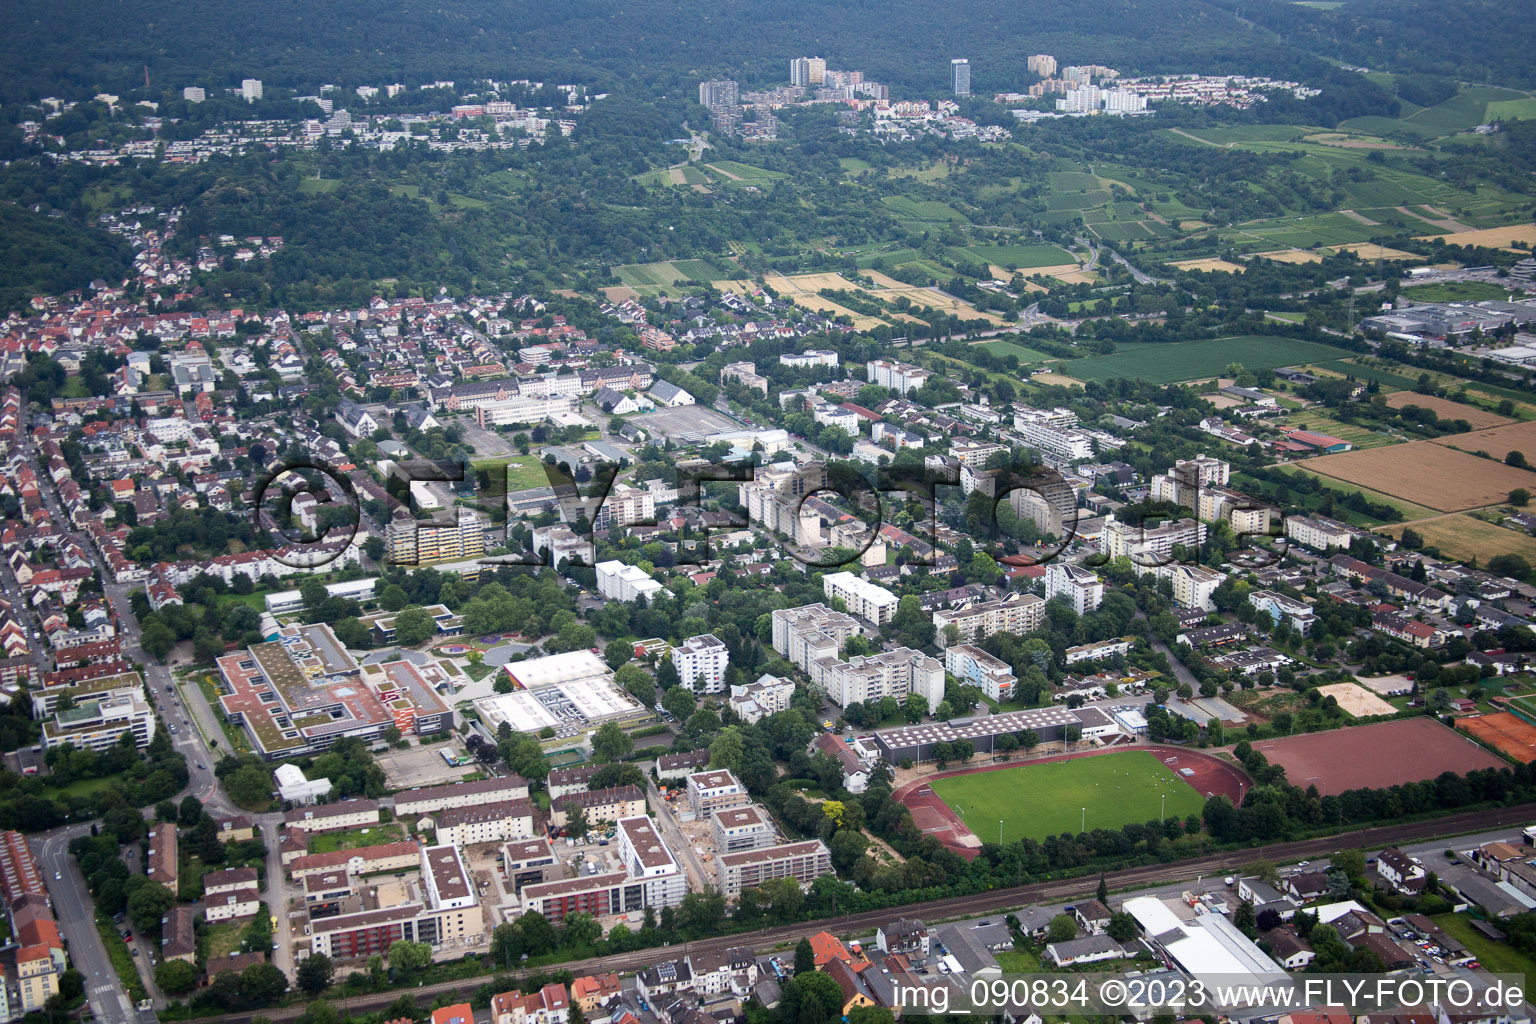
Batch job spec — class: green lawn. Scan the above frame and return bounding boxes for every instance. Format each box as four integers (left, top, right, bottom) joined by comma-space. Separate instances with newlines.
707, 160, 786, 182
929, 751, 1208, 844
1064, 336, 1354, 384
203, 920, 245, 961
308, 822, 405, 854
474, 457, 555, 493
1430, 913, 1536, 976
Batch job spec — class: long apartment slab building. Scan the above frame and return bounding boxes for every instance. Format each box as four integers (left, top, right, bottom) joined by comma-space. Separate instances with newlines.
933, 592, 1044, 647
738, 461, 828, 542
216, 623, 454, 759
717, 840, 833, 901
386, 508, 488, 566
1103, 517, 1207, 565
811, 647, 944, 710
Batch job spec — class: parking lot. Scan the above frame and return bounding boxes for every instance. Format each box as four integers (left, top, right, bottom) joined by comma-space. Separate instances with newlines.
629, 405, 737, 440
375, 741, 481, 789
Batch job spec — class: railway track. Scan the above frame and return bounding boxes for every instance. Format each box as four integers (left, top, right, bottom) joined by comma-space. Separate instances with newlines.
195, 803, 1536, 1024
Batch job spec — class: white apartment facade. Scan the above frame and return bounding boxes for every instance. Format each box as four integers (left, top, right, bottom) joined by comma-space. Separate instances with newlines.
822, 571, 899, 625
673, 633, 729, 695
1044, 563, 1103, 615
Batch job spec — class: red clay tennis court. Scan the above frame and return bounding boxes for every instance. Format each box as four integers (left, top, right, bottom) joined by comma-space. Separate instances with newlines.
1459, 712, 1536, 763
1256, 718, 1506, 794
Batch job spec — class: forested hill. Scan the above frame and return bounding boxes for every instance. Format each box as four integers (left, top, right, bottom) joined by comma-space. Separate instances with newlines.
0, 205, 132, 314
0, 0, 1300, 102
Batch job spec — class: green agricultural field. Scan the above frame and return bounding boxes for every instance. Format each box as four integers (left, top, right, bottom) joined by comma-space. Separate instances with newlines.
1305, 359, 1421, 389
1046, 190, 1112, 212
1274, 468, 1440, 522
963, 243, 1075, 269
1064, 336, 1355, 384
929, 751, 1208, 844
612, 259, 727, 288
1486, 98, 1536, 122
1047, 171, 1102, 192
881, 196, 969, 222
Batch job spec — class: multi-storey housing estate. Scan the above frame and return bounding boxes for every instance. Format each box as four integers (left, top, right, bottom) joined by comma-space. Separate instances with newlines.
673, 633, 729, 694
307, 845, 484, 958
685, 770, 751, 821
810, 646, 945, 709
944, 644, 1016, 702
822, 571, 898, 625
1102, 518, 1206, 565
595, 560, 664, 603
932, 593, 1044, 647
1284, 514, 1355, 551
771, 603, 861, 674
717, 840, 833, 901
386, 508, 487, 566
866, 359, 932, 395
1154, 563, 1228, 612
711, 805, 777, 854
1044, 563, 1104, 615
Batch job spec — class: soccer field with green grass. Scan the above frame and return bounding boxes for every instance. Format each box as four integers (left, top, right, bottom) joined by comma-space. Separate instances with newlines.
928, 751, 1207, 844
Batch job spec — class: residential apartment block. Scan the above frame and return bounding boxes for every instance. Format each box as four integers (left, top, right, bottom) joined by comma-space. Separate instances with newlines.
771, 603, 861, 673
812, 647, 945, 710
944, 644, 1016, 702
1044, 563, 1103, 615
717, 839, 833, 900
866, 359, 932, 396
595, 560, 664, 604
673, 633, 729, 695
822, 571, 898, 625
385, 508, 487, 566
932, 593, 1044, 647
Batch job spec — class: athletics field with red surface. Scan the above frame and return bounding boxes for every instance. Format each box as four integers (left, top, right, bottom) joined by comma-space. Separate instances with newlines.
1256, 717, 1505, 795
894, 744, 1248, 859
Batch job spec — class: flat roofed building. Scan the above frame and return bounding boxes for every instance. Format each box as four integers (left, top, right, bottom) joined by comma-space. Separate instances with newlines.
823, 571, 899, 625
217, 622, 411, 759
872, 705, 1081, 762
717, 840, 832, 901
41, 690, 155, 751
673, 633, 729, 695
502, 838, 557, 893
771, 603, 860, 674
1044, 563, 1103, 615
615, 816, 686, 910
685, 770, 750, 821
595, 560, 664, 603
520, 871, 631, 925
933, 593, 1044, 647
814, 647, 944, 711
711, 805, 776, 854
944, 644, 1016, 703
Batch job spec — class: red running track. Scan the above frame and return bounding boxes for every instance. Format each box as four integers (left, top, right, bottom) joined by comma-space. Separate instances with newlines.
892, 743, 1251, 860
